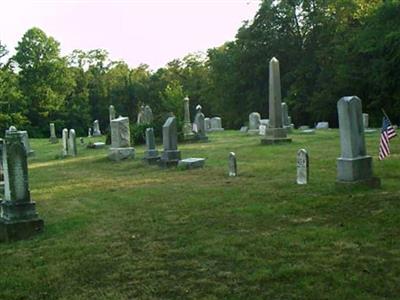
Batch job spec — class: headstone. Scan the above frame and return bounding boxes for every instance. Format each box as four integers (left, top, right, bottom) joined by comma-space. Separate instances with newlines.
108, 116, 135, 161
193, 106, 208, 141
316, 122, 329, 130
261, 57, 291, 145
20, 131, 34, 156
260, 119, 269, 127
62, 128, 68, 157
362, 113, 369, 129
178, 158, 205, 170
204, 117, 211, 132
0, 139, 3, 196
240, 126, 248, 133
299, 129, 315, 135
87, 142, 105, 149
228, 152, 237, 177
68, 129, 77, 157
0, 127, 44, 242
109, 105, 116, 122
93, 120, 102, 136
183, 96, 194, 140
159, 117, 181, 167
209, 117, 224, 132
259, 125, 267, 136
143, 128, 160, 164
297, 149, 309, 184
248, 112, 261, 135
88, 127, 92, 138
336, 96, 380, 187
282, 102, 290, 126
298, 125, 310, 130
49, 123, 58, 144
143, 105, 153, 124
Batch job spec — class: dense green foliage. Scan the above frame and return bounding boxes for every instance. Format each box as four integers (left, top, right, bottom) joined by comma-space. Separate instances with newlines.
0, 130, 399, 299
0, 0, 399, 136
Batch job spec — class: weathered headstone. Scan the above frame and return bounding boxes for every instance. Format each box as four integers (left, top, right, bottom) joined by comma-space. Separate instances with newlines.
0, 127, 44, 242
362, 113, 369, 129
19, 131, 34, 156
259, 125, 267, 136
109, 105, 116, 122
261, 57, 291, 144
248, 112, 261, 135
297, 149, 309, 185
281, 102, 290, 126
336, 96, 380, 187
143, 128, 160, 164
183, 96, 194, 140
316, 122, 329, 130
228, 152, 237, 177
68, 129, 77, 157
210, 117, 224, 132
108, 116, 135, 161
204, 117, 211, 132
88, 127, 92, 138
49, 123, 58, 144
298, 125, 310, 130
159, 117, 181, 167
193, 105, 208, 141
62, 128, 68, 157
178, 158, 205, 170
93, 120, 102, 136
240, 126, 248, 133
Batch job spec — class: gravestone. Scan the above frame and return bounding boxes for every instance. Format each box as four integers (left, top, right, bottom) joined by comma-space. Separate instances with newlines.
282, 102, 290, 126
337, 96, 380, 187
183, 96, 194, 140
260, 119, 269, 127
204, 117, 211, 132
297, 149, 309, 184
108, 116, 135, 161
299, 129, 315, 135
210, 117, 224, 132
0, 139, 3, 195
362, 113, 369, 129
88, 128, 92, 138
0, 127, 44, 242
143, 128, 160, 164
109, 105, 116, 122
62, 128, 68, 157
159, 117, 181, 167
20, 131, 34, 156
228, 152, 237, 177
240, 126, 248, 133
298, 125, 310, 130
143, 105, 153, 124
316, 122, 329, 129
178, 158, 205, 170
259, 125, 267, 136
193, 106, 208, 141
248, 112, 261, 135
49, 123, 58, 144
68, 129, 77, 157
87, 142, 105, 149
261, 57, 291, 144
93, 120, 102, 136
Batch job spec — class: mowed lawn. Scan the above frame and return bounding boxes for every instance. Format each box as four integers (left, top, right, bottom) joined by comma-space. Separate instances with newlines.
0, 130, 399, 299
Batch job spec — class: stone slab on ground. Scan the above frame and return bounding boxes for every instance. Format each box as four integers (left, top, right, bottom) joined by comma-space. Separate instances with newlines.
108, 147, 135, 161
178, 158, 205, 170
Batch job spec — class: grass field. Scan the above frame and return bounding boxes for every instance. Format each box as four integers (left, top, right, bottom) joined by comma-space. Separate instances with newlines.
0, 130, 399, 299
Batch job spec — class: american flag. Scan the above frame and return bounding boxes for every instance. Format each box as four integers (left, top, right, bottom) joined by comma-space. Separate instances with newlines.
379, 116, 397, 160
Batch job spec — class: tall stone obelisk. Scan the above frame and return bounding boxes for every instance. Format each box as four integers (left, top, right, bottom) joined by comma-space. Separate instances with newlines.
261, 57, 292, 145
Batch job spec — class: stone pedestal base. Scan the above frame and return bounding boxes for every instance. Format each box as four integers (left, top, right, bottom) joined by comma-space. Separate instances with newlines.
261, 128, 291, 144
337, 156, 373, 182
108, 147, 135, 161
143, 150, 160, 165
248, 129, 259, 135
49, 137, 58, 144
336, 177, 381, 189
159, 150, 181, 168
178, 158, 205, 170
0, 218, 44, 242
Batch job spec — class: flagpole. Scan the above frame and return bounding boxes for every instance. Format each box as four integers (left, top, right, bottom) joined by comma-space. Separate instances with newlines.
381, 108, 390, 121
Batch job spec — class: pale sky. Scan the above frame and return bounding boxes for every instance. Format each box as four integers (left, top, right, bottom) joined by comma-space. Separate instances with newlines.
0, 0, 261, 70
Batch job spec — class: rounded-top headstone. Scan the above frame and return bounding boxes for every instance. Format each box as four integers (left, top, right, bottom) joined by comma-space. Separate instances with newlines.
9, 126, 17, 132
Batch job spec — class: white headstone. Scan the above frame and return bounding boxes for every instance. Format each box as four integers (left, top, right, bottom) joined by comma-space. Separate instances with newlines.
296, 149, 309, 185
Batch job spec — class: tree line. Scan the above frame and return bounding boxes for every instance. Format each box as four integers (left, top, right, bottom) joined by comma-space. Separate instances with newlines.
0, 0, 398, 137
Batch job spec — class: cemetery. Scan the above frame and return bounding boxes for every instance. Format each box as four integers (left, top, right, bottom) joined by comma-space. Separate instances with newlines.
1, 0, 400, 298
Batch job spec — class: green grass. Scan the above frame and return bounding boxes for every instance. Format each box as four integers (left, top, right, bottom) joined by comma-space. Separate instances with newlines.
1, 130, 399, 299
